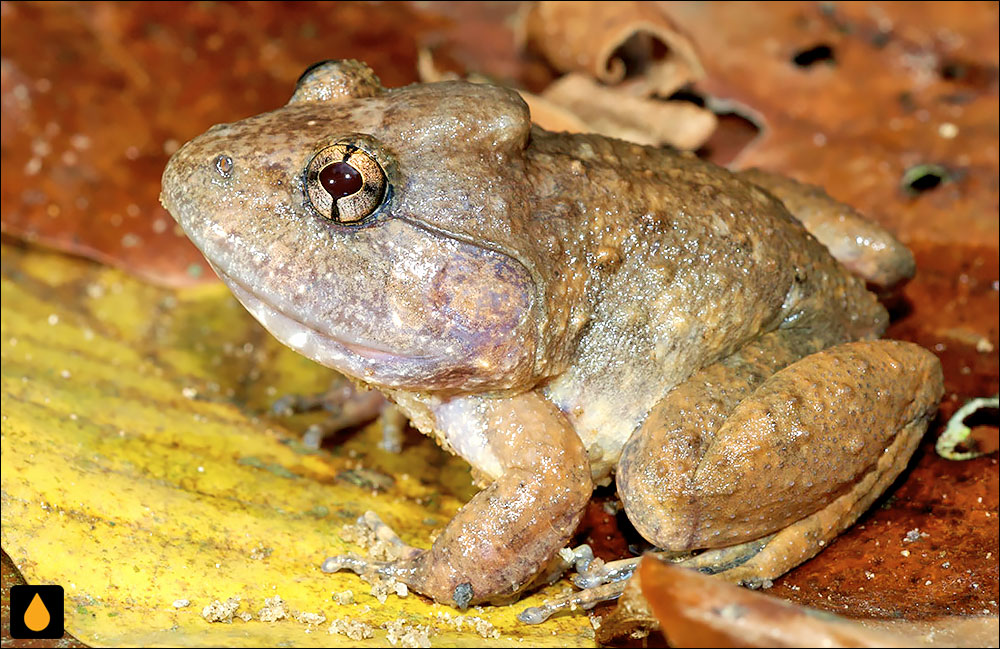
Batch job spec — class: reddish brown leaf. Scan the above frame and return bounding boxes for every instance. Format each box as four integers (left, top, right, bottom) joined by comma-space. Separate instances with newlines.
1, 1, 447, 287
628, 556, 997, 648
662, 1, 998, 248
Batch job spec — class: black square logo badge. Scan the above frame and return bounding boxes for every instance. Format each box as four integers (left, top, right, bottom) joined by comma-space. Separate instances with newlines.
9, 585, 65, 639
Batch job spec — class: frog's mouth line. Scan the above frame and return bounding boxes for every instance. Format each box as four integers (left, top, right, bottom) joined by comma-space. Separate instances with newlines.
209, 262, 435, 372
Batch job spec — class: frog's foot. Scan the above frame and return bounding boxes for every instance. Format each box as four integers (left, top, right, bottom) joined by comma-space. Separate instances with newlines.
271, 377, 388, 449
517, 548, 644, 623
326, 391, 592, 608
569, 551, 643, 589
517, 539, 768, 623
618, 336, 943, 584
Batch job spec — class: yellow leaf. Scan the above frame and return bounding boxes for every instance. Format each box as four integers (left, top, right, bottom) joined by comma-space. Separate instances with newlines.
1, 243, 596, 647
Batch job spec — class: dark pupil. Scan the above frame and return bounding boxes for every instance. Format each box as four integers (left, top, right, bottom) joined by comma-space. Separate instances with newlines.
319, 162, 363, 200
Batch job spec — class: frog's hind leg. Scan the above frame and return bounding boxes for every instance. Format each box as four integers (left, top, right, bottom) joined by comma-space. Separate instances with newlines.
739, 168, 915, 292
617, 335, 943, 586
523, 337, 941, 625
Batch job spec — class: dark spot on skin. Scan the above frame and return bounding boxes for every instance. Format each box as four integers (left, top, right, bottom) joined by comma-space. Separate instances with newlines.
940, 60, 967, 81
214, 154, 233, 177
452, 582, 473, 610
870, 31, 890, 49
791, 44, 836, 68
897, 91, 917, 113
319, 162, 363, 199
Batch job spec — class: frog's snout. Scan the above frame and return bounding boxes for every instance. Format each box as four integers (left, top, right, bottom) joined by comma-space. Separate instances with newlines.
160, 122, 244, 241
160, 137, 206, 228
160, 144, 182, 210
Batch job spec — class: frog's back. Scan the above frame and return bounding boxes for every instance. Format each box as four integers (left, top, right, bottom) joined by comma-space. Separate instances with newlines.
523, 130, 886, 479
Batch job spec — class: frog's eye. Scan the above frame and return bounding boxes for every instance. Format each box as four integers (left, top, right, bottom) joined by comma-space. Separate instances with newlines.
305, 143, 387, 224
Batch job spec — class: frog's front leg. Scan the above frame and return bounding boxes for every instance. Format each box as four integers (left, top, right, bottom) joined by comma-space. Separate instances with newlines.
324, 391, 593, 607
618, 334, 943, 584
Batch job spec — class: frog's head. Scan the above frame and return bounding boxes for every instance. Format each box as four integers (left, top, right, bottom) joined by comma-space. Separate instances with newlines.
161, 60, 539, 392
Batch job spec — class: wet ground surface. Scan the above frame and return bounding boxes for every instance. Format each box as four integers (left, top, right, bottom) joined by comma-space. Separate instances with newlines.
2, 2, 996, 646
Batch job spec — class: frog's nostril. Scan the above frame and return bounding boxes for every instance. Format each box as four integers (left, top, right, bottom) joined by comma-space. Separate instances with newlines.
215, 154, 234, 178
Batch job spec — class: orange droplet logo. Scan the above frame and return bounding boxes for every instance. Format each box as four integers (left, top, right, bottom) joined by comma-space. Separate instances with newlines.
24, 592, 51, 632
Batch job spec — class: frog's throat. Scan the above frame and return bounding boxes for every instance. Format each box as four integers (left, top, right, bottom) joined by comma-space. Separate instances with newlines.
209, 262, 438, 380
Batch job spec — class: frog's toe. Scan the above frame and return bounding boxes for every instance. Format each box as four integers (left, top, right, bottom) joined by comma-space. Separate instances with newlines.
271, 392, 325, 417
517, 580, 628, 624
320, 549, 482, 609
320, 553, 393, 575
271, 378, 387, 447
571, 555, 640, 589
535, 544, 636, 590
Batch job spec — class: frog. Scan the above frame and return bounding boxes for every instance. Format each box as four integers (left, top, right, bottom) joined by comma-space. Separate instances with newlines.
160, 59, 944, 616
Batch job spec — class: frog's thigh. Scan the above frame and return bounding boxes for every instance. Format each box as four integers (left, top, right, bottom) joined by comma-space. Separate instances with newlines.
618, 339, 943, 560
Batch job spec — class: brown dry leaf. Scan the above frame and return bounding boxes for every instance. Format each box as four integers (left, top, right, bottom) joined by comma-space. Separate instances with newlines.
516, 90, 592, 135
537, 73, 717, 149
516, 1, 717, 148
411, 2, 554, 91
524, 0, 704, 96
0, 2, 445, 288
598, 557, 998, 647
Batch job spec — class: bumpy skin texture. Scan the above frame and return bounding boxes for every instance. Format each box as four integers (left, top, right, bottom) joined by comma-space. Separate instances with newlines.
161, 61, 943, 606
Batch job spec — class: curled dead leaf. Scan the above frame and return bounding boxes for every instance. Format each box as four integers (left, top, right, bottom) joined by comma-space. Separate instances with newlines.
537, 73, 717, 149
524, 1, 704, 96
